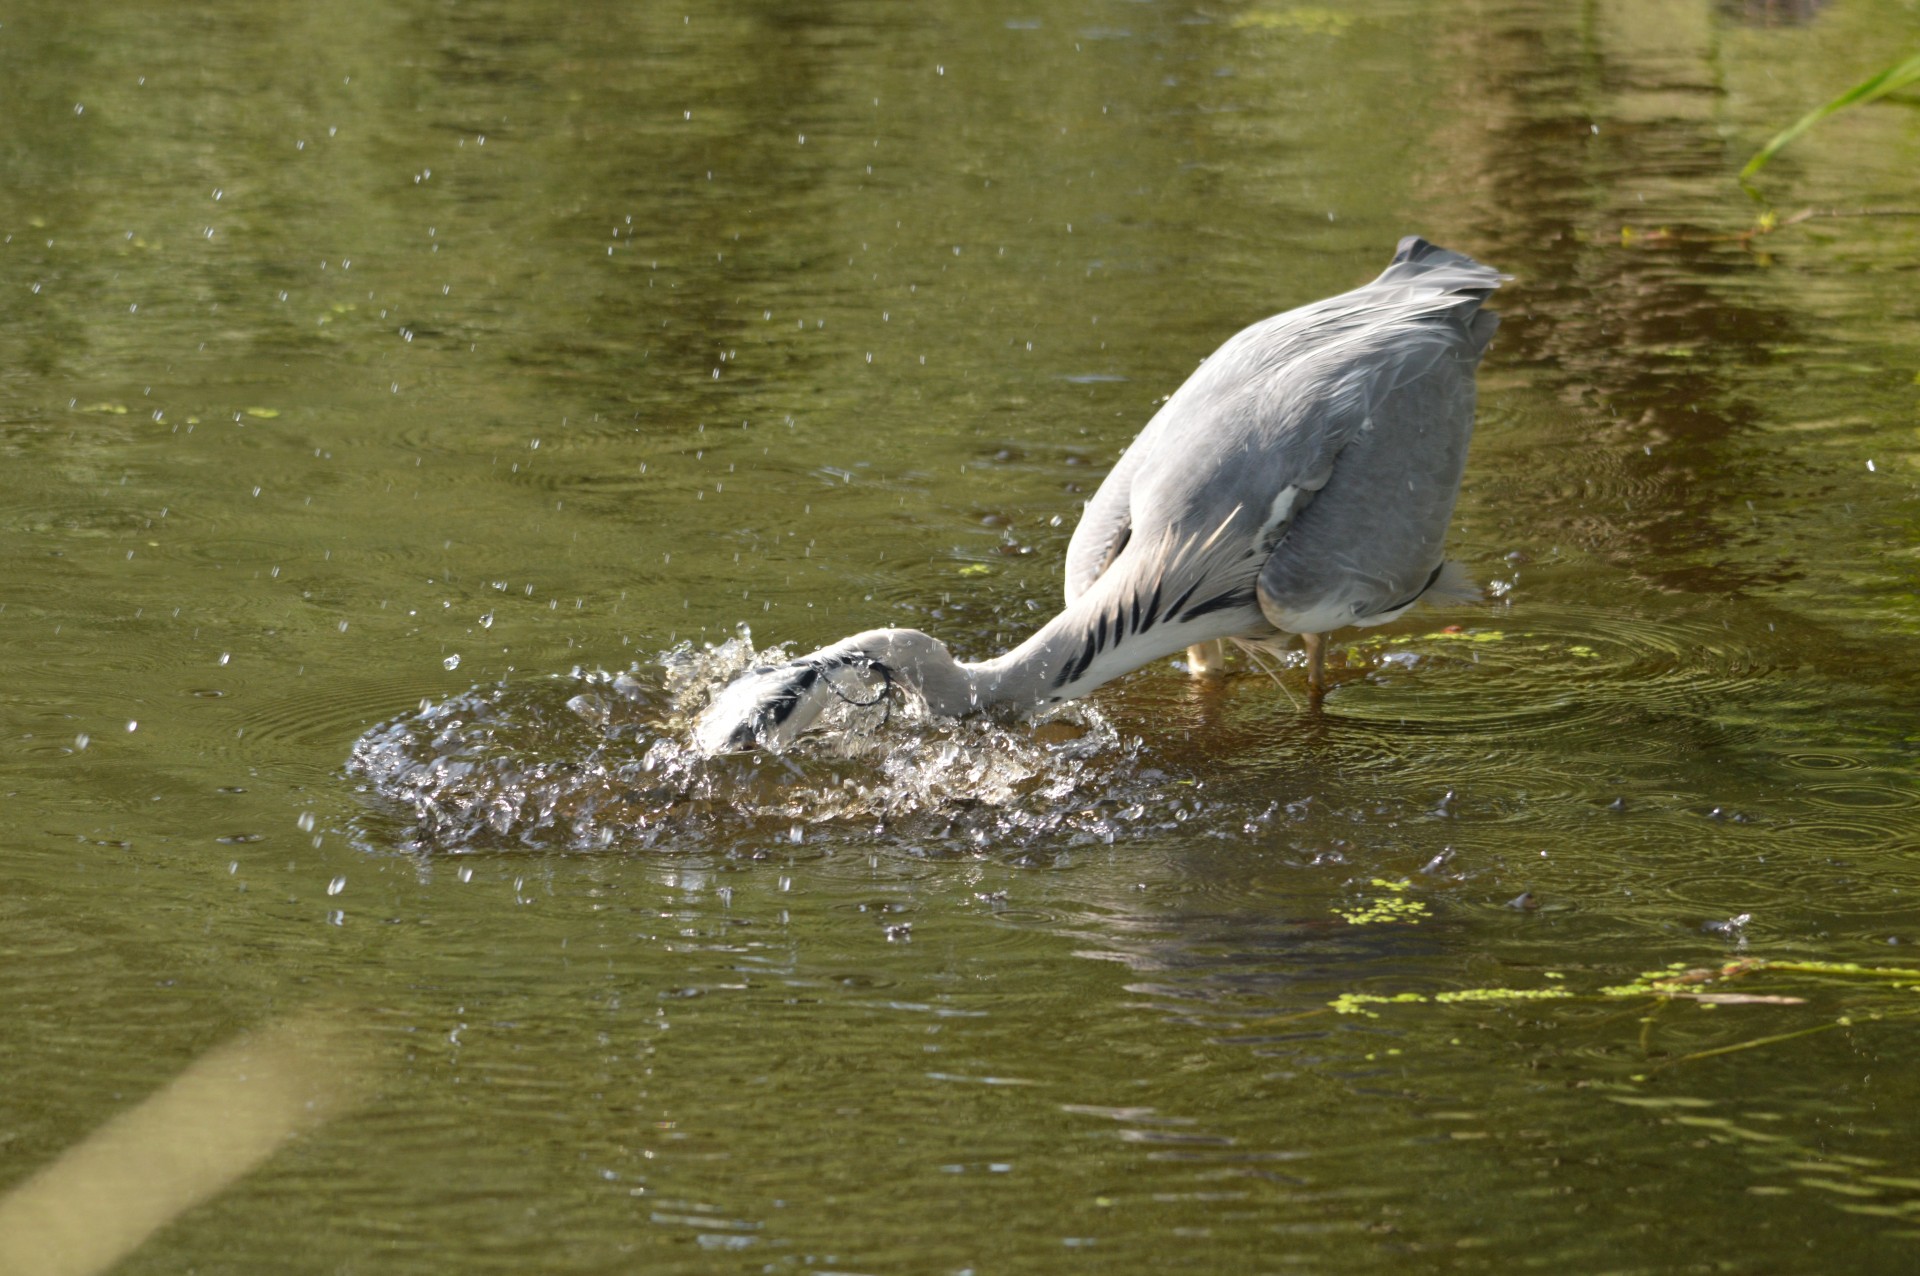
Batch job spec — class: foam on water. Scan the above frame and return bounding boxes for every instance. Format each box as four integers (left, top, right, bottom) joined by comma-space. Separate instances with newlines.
346, 631, 1158, 854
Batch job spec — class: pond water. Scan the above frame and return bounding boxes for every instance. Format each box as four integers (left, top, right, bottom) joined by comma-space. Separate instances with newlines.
4, 0, 1920, 1271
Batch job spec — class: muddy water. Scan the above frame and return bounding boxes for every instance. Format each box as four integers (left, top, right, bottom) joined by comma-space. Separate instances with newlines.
4, 1, 1920, 1271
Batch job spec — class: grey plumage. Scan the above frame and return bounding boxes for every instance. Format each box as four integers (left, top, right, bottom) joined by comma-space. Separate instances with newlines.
695, 237, 1502, 754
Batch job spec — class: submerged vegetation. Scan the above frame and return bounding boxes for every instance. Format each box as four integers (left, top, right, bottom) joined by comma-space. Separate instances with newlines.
1327, 959, 1920, 1079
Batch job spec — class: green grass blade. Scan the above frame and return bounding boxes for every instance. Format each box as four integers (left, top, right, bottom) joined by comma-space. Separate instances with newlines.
1743, 50, 1920, 179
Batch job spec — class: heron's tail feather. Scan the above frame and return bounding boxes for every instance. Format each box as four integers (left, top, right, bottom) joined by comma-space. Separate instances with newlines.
1421, 559, 1481, 608
1372, 238, 1505, 357
1388, 235, 1493, 275
1379, 236, 1505, 299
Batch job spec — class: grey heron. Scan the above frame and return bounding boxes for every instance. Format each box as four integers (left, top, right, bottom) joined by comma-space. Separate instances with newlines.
695, 237, 1501, 754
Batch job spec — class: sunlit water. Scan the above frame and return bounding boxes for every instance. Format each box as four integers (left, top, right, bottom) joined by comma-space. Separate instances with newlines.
5, 1, 1920, 1272
348, 632, 1151, 854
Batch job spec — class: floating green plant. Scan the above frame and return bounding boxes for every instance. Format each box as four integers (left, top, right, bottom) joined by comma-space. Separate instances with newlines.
1409, 628, 1507, 644
1601, 958, 1920, 1000
1331, 987, 1576, 1018
1329, 992, 1431, 1017
1324, 959, 1920, 1071
1333, 878, 1430, 927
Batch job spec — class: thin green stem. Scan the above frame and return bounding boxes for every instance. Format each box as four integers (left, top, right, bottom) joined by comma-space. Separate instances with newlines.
1743, 52, 1920, 179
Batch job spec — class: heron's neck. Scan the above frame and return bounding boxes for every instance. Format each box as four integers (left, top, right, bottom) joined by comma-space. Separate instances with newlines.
822, 629, 997, 717
838, 586, 1236, 716
968, 616, 1111, 707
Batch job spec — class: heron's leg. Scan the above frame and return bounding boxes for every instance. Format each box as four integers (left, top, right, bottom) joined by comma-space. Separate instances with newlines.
1185, 641, 1226, 677
1302, 633, 1326, 699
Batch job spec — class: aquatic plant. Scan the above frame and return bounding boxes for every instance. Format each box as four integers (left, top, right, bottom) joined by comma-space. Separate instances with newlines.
1323, 958, 1920, 1077
1743, 51, 1920, 179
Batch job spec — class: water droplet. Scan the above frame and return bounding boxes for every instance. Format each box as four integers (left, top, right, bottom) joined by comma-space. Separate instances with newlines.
125, 720, 138, 732
327, 875, 346, 896
74, 733, 90, 750
444, 654, 461, 670
297, 811, 316, 833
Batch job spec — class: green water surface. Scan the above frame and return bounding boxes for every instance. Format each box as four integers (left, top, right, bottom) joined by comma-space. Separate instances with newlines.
5, 0, 1920, 1272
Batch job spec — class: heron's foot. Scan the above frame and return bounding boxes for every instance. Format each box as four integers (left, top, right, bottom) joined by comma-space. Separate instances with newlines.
1185, 641, 1226, 678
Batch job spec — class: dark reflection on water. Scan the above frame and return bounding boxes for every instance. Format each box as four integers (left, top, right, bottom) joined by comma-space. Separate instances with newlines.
1455, 9, 1813, 599
1719, 0, 1829, 26
6, 0, 1920, 1272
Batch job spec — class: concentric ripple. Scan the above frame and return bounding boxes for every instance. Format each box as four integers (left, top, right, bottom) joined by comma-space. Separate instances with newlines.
1326, 605, 1782, 739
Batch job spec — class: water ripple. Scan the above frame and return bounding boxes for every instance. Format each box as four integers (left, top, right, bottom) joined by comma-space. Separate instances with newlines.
1329, 605, 1779, 740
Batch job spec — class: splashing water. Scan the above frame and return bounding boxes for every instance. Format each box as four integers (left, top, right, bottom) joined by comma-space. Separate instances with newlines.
346, 630, 1163, 854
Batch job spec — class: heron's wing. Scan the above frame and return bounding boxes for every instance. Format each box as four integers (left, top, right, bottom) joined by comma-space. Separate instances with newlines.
1066, 238, 1502, 643
1252, 241, 1501, 630
1109, 238, 1501, 634
1062, 438, 1146, 605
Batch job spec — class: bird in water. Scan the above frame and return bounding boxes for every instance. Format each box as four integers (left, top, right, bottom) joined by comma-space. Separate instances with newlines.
695, 237, 1502, 754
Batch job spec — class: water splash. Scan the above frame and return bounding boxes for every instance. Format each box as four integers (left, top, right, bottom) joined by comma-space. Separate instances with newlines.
346, 631, 1158, 854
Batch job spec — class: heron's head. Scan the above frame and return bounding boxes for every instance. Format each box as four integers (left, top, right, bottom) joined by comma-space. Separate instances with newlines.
692, 655, 891, 755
